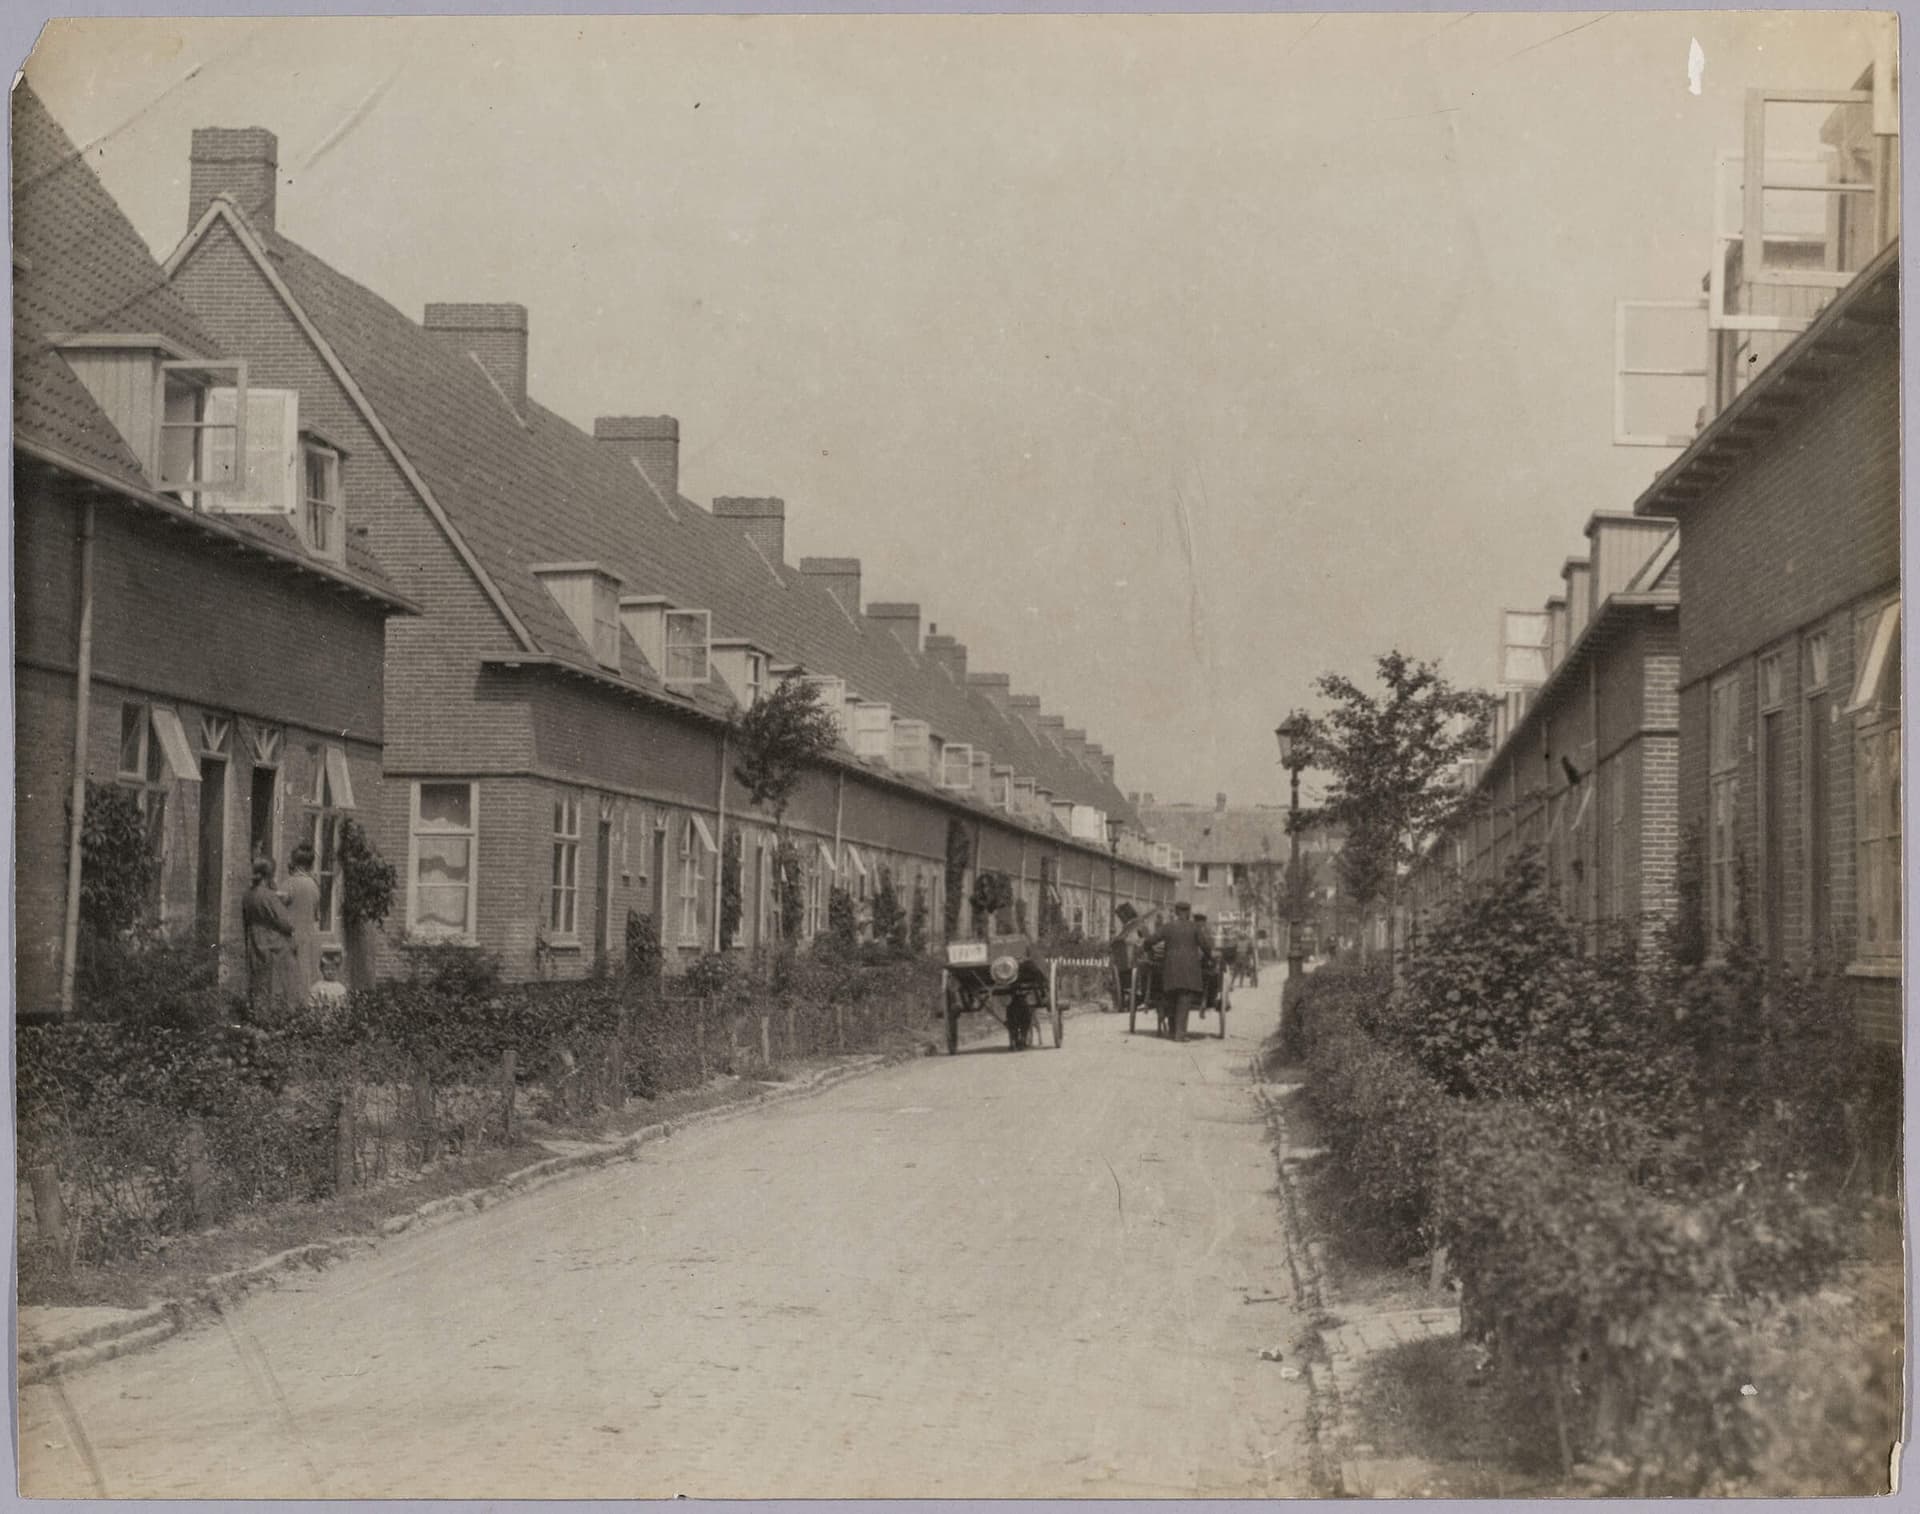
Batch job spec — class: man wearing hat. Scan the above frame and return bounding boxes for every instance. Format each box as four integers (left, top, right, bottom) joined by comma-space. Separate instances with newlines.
1144, 900, 1212, 1042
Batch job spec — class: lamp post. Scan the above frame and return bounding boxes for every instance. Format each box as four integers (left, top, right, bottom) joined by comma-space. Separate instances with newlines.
1106, 817, 1123, 931
1275, 713, 1315, 990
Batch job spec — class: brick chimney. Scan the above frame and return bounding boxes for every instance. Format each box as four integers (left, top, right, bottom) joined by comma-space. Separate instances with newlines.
713, 497, 786, 564
1008, 694, 1043, 736
798, 557, 862, 617
1098, 753, 1117, 786
594, 416, 678, 502
425, 303, 528, 415
1063, 729, 1091, 767
189, 126, 278, 232
924, 633, 967, 682
866, 602, 922, 653
967, 672, 1012, 712
1036, 715, 1068, 750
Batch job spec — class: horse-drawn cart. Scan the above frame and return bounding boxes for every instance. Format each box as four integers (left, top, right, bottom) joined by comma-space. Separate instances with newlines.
1124, 951, 1230, 1039
939, 938, 1062, 1053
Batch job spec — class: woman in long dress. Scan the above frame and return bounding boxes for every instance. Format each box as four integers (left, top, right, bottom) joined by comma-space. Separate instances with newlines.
243, 859, 298, 1016
284, 841, 324, 1002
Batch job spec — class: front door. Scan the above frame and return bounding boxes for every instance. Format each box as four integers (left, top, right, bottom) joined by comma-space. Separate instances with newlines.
249, 765, 278, 866
196, 757, 227, 938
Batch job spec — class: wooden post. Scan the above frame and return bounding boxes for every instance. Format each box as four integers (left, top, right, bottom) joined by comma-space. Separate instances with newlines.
1428, 1244, 1450, 1295
500, 1050, 517, 1143
27, 1165, 68, 1260
697, 997, 709, 1081
786, 1002, 796, 1057
414, 1073, 435, 1163
760, 1013, 772, 1069
835, 1001, 845, 1050
333, 1089, 355, 1195
184, 1119, 214, 1226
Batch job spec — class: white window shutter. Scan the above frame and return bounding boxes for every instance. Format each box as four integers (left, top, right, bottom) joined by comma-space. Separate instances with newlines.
148, 707, 200, 781
325, 744, 357, 810
204, 387, 299, 513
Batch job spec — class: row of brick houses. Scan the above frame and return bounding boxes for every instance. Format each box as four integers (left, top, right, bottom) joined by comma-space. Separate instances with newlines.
1400, 67, 1899, 1046
13, 86, 1176, 1014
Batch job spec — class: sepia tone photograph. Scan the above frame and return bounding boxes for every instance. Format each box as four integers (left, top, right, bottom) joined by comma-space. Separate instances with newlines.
8, 8, 1906, 1499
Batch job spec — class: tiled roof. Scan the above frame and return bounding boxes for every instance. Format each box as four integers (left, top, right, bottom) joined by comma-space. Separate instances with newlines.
243, 214, 1142, 823
11, 84, 406, 607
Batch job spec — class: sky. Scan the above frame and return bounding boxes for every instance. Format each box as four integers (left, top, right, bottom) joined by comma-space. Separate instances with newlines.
17, 11, 1892, 810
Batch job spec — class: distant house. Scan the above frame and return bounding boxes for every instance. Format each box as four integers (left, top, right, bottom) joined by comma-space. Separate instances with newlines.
1135, 794, 1348, 954
11, 86, 413, 1013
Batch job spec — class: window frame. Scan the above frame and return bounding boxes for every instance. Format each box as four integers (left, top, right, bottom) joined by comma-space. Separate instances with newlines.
550, 792, 582, 940
591, 580, 622, 670
1851, 597, 1901, 965
407, 780, 479, 943
676, 814, 703, 945
305, 745, 355, 938
155, 359, 248, 496
1742, 86, 1879, 291
664, 610, 711, 685
301, 441, 342, 560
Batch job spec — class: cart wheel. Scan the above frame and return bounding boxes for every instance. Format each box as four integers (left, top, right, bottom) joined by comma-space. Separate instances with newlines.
944, 980, 960, 1056
1051, 990, 1064, 1049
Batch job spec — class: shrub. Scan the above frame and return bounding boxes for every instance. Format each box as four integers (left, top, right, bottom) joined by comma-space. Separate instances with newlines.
338, 818, 397, 929
824, 885, 860, 957
625, 909, 661, 978
75, 781, 157, 940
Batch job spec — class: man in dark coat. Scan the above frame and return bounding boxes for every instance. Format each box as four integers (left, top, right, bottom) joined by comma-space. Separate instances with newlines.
1146, 901, 1212, 1042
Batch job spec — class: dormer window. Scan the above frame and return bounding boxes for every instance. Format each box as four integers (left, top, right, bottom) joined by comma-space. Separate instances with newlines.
664, 610, 711, 684
301, 438, 342, 561
940, 743, 974, 791
534, 563, 625, 669
746, 651, 767, 706
159, 361, 250, 494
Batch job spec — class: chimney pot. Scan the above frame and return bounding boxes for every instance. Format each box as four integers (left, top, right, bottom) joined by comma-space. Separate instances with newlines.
189, 125, 279, 233
595, 415, 679, 503
424, 303, 529, 415
712, 496, 787, 564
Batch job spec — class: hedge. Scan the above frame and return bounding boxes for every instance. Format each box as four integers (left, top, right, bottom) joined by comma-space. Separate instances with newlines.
18, 951, 942, 1266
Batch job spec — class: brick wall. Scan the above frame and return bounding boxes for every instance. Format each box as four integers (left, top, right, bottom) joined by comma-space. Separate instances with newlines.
1671, 331, 1899, 1042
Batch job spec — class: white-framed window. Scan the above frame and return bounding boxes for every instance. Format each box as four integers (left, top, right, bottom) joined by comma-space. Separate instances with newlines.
665, 610, 711, 683
117, 703, 175, 910
156, 360, 248, 496
306, 745, 355, 936
409, 781, 477, 941
1850, 598, 1901, 962
1708, 673, 1741, 943
940, 743, 974, 790
891, 720, 931, 777
550, 793, 581, 937
746, 651, 767, 707
302, 443, 341, 559
1195, 862, 1211, 887
199, 384, 300, 514
676, 815, 704, 943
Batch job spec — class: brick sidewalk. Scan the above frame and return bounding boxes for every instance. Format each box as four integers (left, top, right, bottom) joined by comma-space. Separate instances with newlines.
1257, 1078, 1464, 1499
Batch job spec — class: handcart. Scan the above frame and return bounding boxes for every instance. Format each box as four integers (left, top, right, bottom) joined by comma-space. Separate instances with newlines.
939, 938, 1062, 1054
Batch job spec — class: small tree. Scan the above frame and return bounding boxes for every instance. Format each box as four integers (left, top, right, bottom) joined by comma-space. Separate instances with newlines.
719, 830, 743, 948
871, 866, 907, 951
338, 817, 397, 929
1304, 650, 1494, 969
74, 781, 157, 940
909, 876, 931, 953
944, 819, 971, 937
731, 675, 840, 942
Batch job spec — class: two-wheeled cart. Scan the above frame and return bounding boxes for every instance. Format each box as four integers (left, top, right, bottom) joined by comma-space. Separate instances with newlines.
938, 938, 1062, 1054
1125, 952, 1230, 1039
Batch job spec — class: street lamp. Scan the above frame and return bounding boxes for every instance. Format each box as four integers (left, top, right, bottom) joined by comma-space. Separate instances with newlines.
1275, 713, 1315, 989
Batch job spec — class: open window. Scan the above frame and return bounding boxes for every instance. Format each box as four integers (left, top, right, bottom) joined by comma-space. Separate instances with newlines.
1742, 84, 1884, 291
301, 439, 343, 560
1613, 299, 1709, 448
197, 383, 301, 514
156, 360, 248, 497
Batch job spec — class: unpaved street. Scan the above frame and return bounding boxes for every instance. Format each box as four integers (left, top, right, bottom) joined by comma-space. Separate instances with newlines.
20, 980, 1313, 1498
